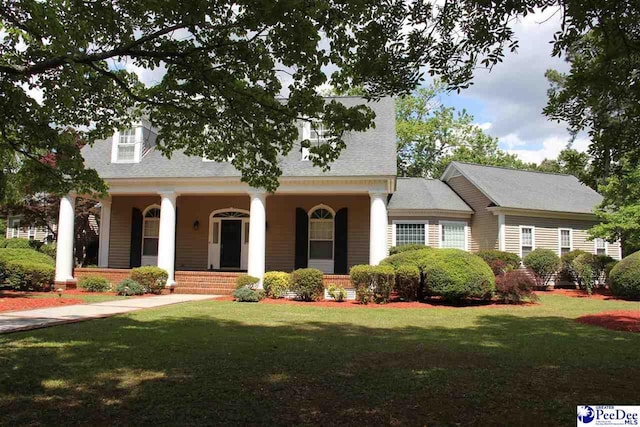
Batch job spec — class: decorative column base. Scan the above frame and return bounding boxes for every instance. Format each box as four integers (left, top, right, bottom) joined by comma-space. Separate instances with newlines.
54, 279, 77, 290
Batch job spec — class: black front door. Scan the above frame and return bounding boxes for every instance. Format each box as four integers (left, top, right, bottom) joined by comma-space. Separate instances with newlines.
220, 220, 242, 269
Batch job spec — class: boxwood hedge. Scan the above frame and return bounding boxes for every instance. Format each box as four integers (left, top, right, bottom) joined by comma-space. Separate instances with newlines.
609, 251, 640, 300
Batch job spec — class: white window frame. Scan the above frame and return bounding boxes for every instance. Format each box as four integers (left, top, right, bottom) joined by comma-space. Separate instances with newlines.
300, 119, 333, 161
392, 220, 429, 247
438, 220, 469, 251
8, 218, 20, 239
594, 238, 608, 256
558, 228, 573, 256
141, 204, 161, 266
27, 226, 37, 240
111, 120, 156, 164
519, 225, 536, 259
308, 204, 335, 273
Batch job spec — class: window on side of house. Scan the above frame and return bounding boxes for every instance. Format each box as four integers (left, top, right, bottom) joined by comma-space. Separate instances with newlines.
8, 218, 20, 238
27, 226, 36, 240
440, 221, 467, 250
394, 222, 427, 247
595, 238, 607, 255
116, 128, 137, 162
520, 226, 534, 258
559, 228, 572, 256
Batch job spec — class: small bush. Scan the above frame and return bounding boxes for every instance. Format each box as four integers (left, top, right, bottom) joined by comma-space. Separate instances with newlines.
3, 239, 33, 249
609, 251, 640, 300
115, 278, 145, 296
604, 260, 618, 284
495, 270, 538, 304
78, 275, 111, 292
389, 244, 429, 255
350, 265, 395, 304
558, 250, 590, 286
573, 253, 599, 294
477, 250, 521, 275
130, 266, 168, 294
39, 243, 57, 259
235, 274, 260, 290
263, 271, 290, 298
0, 248, 55, 291
290, 268, 324, 301
0, 237, 5, 248
327, 284, 347, 302
394, 264, 420, 301
233, 286, 265, 302
523, 249, 560, 288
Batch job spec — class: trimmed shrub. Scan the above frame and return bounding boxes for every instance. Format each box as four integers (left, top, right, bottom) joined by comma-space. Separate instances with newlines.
115, 278, 145, 296
0, 248, 55, 291
130, 266, 168, 294
558, 250, 590, 286
233, 286, 265, 302
235, 274, 260, 290
476, 250, 521, 275
394, 264, 420, 301
4, 239, 32, 249
350, 265, 395, 304
609, 251, 640, 300
604, 260, 618, 284
263, 271, 290, 298
290, 268, 324, 301
0, 237, 5, 248
382, 248, 495, 302
327, 284, 347, 302
78, 275, 111, 292
523, 249, 560, 288
495, 270, 538, 304
389, 244, 429, 256
39, 243, 57, 259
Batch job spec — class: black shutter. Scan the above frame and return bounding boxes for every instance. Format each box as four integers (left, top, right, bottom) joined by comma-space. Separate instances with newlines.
294, 208, 308, 270
130, 207, 143, 268
334, 208, 348, 274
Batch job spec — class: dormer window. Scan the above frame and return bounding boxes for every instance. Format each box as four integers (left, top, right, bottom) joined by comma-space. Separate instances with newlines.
300, 119, 332, 161
111, 120, 157, 164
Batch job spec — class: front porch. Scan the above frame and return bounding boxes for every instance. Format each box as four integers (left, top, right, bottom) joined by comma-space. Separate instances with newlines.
74, 268, 351, 295
54, 177, 393, 289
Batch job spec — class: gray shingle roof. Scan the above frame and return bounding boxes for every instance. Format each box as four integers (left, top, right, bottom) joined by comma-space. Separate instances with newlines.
388, 178, 473, 212
446, 161, 603, 214
81, 97, 397, 179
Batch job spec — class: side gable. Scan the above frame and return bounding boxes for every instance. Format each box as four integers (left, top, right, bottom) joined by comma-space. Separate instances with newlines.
446, 174, 499, 251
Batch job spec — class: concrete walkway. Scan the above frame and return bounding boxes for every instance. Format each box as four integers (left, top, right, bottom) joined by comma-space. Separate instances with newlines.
0, 294, 218, 334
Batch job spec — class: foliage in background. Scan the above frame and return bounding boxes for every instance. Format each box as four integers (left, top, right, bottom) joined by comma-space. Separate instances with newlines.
388, 244, 429, 256
476, 250, 521, 276
0, 248, 54, 291
396, 84, 535, 178
609, 251, 640, 300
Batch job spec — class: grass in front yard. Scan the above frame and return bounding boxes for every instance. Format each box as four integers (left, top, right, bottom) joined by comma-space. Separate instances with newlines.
0, 295, 638, 425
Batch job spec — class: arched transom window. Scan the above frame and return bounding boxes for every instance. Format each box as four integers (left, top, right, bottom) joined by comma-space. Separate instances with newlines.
309, 207, 334, 261
143, 206, 161, 257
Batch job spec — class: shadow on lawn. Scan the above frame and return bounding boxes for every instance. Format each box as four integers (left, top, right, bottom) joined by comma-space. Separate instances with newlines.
0, 308, 638, 426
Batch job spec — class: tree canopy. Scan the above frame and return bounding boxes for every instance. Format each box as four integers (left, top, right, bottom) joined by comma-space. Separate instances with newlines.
396, 83, 535, 178
0, 0, 544, 196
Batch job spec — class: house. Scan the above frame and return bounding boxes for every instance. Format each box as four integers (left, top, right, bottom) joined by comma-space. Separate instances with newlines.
52, 96, 618, 292
4, 217, 53, 243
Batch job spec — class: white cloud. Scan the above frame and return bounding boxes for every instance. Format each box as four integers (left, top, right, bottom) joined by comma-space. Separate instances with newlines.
506, 135, 590, 164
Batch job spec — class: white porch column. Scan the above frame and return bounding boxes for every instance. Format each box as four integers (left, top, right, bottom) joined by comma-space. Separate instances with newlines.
369, 192, 388, 265
157, 191, 177, 287
98, 197, 112, 268
55, 194, 76, 285
498, 213, 506, 252
247, 191, 267, 286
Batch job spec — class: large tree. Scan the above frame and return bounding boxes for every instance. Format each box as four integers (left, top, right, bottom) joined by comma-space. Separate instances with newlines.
544, 5, 640, 255
397, 84, 534, 178
0, 0, 538, 197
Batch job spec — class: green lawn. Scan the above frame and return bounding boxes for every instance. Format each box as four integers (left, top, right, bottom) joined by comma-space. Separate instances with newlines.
0, 295, 638, 426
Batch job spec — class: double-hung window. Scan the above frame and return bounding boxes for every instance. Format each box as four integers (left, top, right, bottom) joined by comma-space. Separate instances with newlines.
116, 128, 137, 162
595, 238, 607, 255
520, 226, 534, 258
393, 221, 428, 247
440, 221, 467, 250
559, 228, 572, 256
8, 218, 20, 238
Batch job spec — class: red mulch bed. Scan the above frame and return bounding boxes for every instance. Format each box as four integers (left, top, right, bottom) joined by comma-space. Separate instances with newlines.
214, 295, 536, 309
536, 288, 617, 300
0, 294, 84, 313
576, 310, 640, 333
